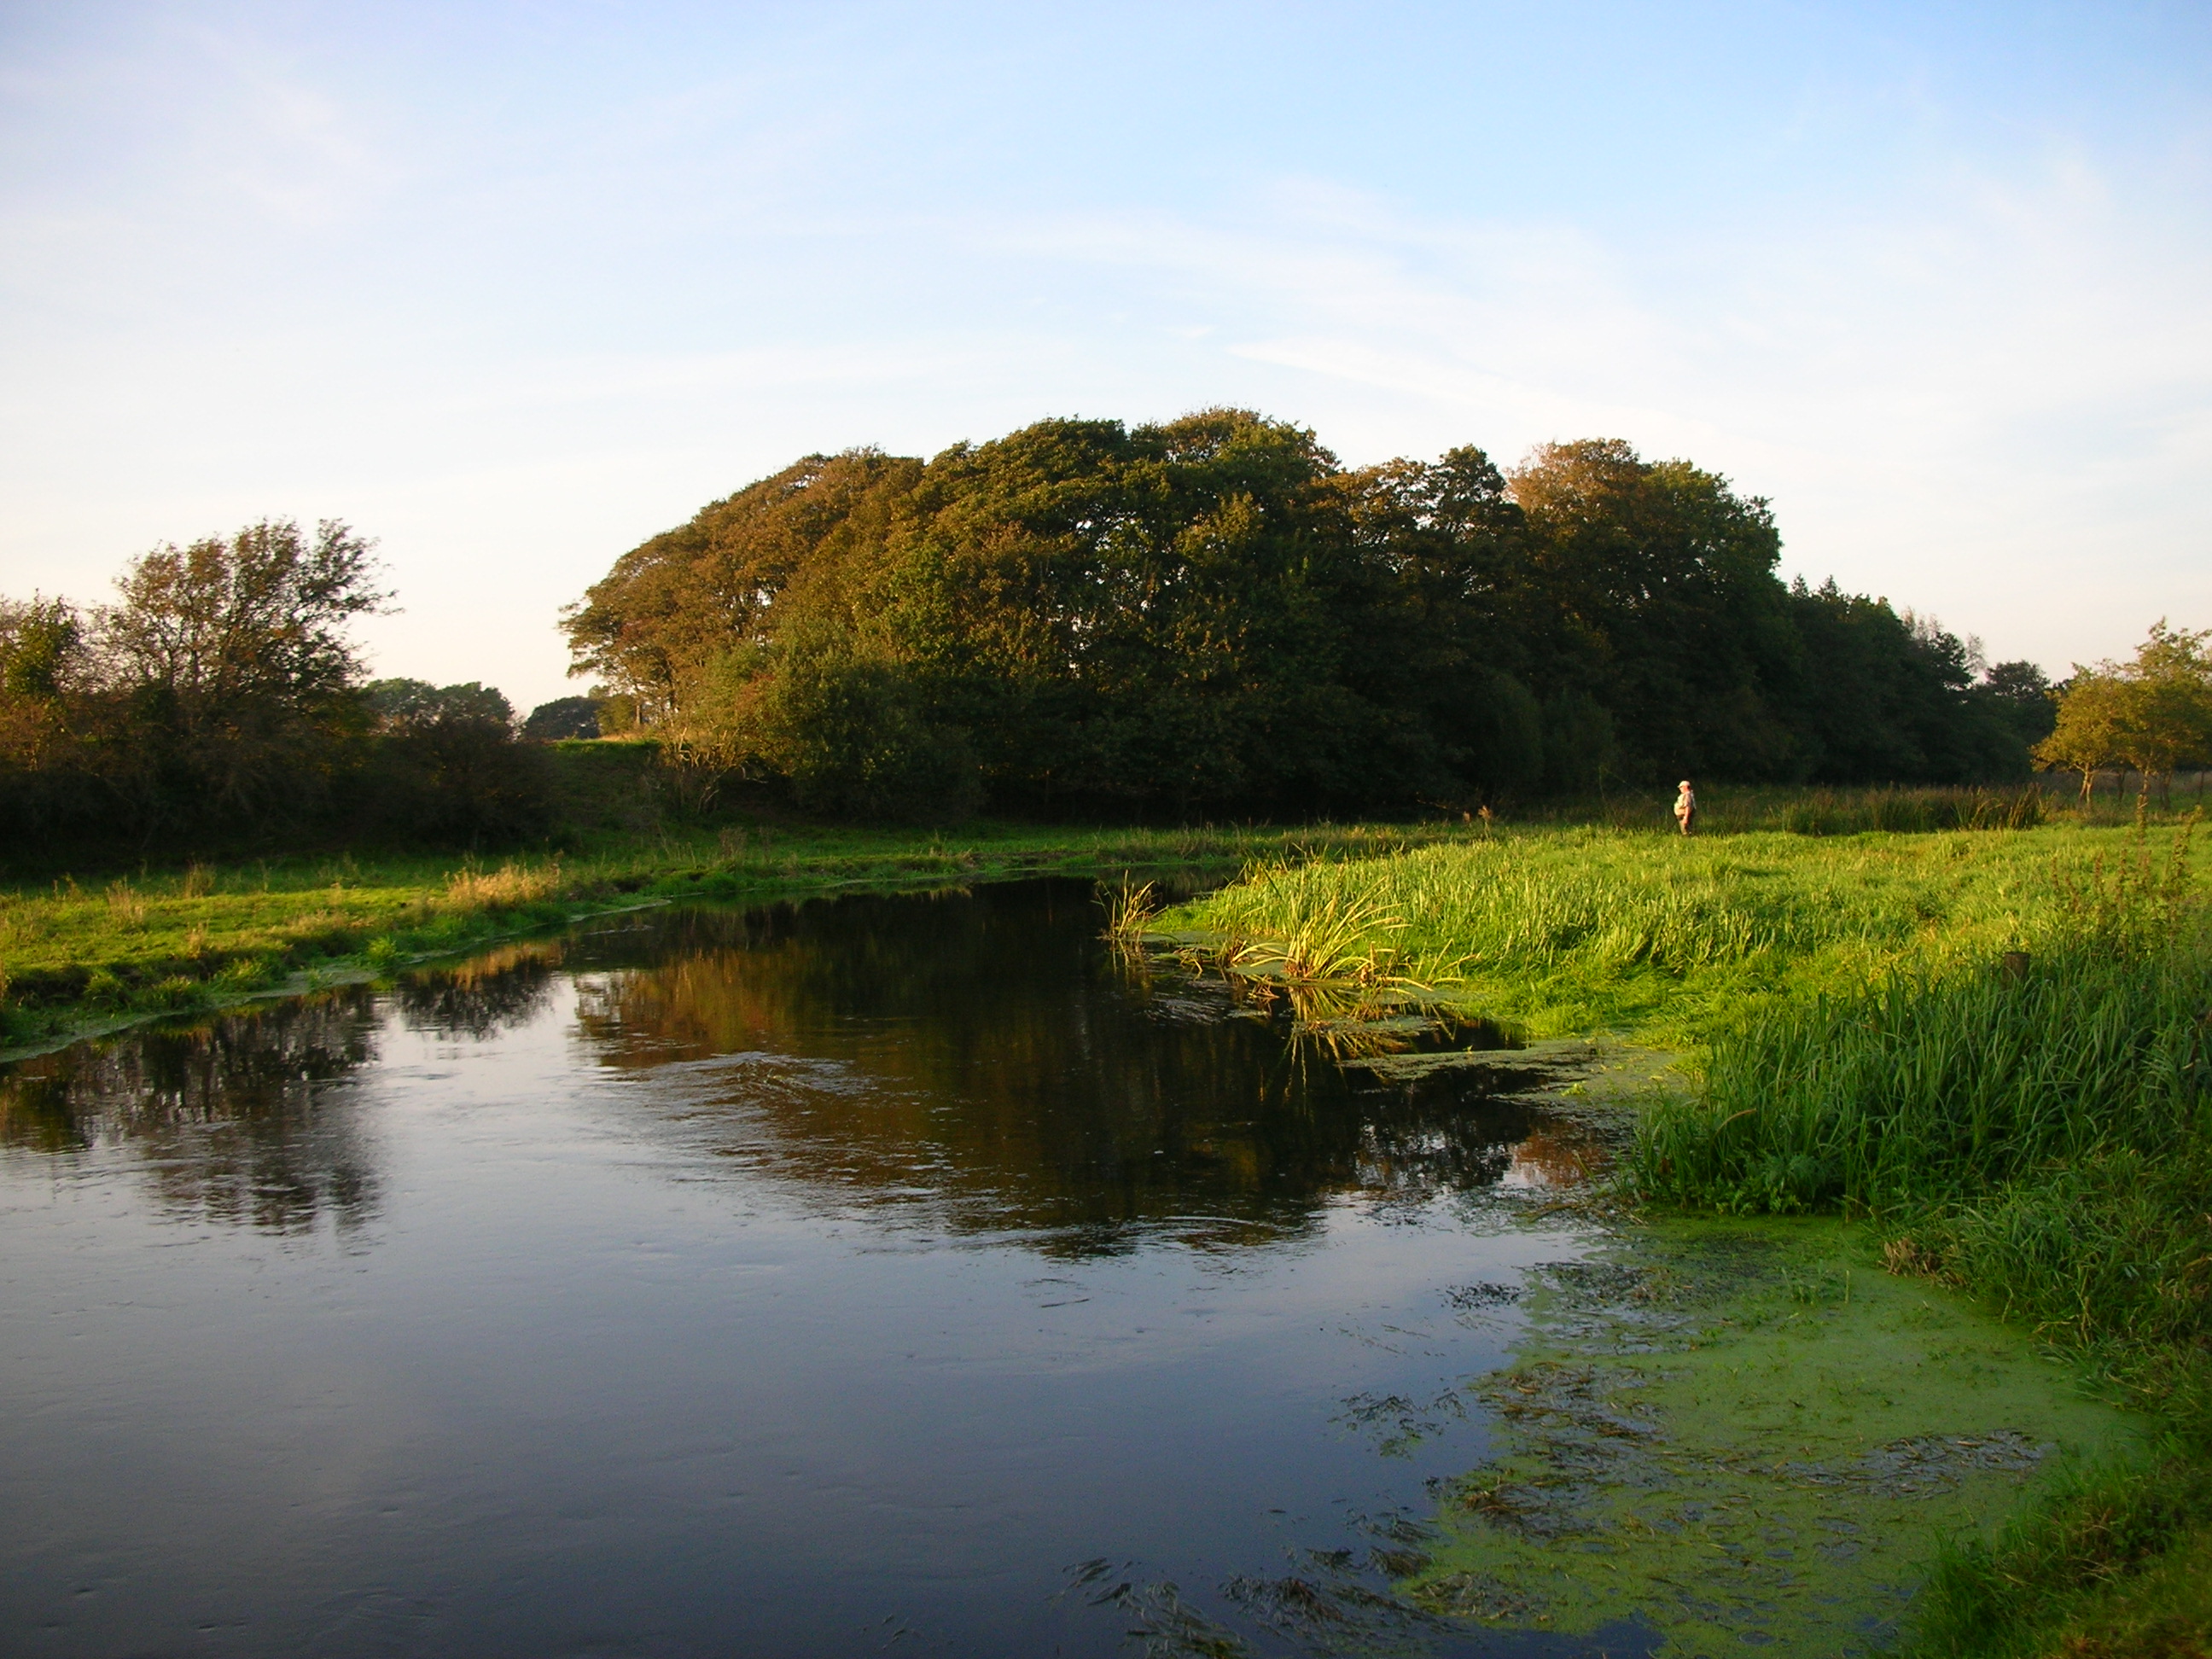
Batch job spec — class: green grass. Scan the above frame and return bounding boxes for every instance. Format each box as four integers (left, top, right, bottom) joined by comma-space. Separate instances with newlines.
1907, 1460, 2212, 1658
1162, 818, 2209, 1048
1615, 821, 2212, 1655
1623, 820, 2209, 1353
9, 782, 2164, 1053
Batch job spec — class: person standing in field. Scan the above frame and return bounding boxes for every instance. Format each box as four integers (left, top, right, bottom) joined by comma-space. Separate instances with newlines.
1674, 779, 1697, 835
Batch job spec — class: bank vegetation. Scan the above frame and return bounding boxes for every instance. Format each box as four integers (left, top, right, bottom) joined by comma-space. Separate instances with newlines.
1167, 809, 2212, 1656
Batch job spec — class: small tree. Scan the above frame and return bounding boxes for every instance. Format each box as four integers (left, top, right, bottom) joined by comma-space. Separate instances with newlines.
0, 597, 85, 765
0, 597, 98, 839
2036, 670, 2127, 802
2037, 621, 2212, 805
2116, 621, 2212, 800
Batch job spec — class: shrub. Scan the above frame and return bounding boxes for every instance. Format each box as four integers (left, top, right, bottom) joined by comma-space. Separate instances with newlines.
753, 654, 981, 824
358, 714, 554, 846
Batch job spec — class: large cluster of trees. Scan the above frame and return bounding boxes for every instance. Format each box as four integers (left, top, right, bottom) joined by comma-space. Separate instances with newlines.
0, 520, 553, 855
3, 412, 2133, 855
566, 410, 2047, 819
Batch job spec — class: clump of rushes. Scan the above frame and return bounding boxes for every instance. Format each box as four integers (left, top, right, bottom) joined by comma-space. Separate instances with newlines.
1101, 881, 1158, 960
1630, 811, 2212, 1655
1214, 870, 1409, 984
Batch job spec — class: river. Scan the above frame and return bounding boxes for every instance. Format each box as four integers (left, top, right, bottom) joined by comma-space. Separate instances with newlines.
0, 877, 1647, 1658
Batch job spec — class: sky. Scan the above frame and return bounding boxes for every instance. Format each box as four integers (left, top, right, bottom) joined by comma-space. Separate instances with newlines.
2, 1, 2208, 714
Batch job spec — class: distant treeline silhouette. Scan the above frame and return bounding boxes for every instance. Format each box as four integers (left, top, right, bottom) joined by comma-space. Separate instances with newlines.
564, 410, 2052, 820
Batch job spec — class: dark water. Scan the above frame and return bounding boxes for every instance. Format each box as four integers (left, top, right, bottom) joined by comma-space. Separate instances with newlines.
0, 879, 1637, 1658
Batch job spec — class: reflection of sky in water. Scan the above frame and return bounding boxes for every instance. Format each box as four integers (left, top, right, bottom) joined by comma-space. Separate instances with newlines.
0, 881, 1626, 1658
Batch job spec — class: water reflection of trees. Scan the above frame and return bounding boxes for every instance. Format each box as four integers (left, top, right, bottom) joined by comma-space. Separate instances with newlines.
0, 948, 565, 1236
0, 881, 1585, 1252
393, 941, 561, 1039
570, 881, 1550, 1254
0, 992, 385, 1235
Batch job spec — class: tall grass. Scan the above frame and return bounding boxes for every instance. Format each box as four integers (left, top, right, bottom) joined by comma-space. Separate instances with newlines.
1778, 784, 2045, 835
444, 859, 564, 908
1628, 818, 2209, 1340
1160, 811, 2212, 1650
1516, 783, 2052, 836
1100, 880, 1158, 960
1907, 1454, 2212, 1659
1211, 876, 1410, 982
1625, 816, 2212, 1655
1166, 823, 2202, 1045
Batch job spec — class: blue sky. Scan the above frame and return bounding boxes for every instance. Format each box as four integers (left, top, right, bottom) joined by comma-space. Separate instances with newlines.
3, 1, 2208, 713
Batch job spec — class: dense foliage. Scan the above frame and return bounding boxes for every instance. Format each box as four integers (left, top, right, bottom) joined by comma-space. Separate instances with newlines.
567, 411, 2042, 819
0, 521, 551, 858
0, 415, 2083, 852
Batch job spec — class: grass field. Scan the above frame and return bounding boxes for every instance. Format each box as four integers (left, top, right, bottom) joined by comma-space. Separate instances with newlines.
1623, 821, 2212, 1656
3, 782, 2192, 1055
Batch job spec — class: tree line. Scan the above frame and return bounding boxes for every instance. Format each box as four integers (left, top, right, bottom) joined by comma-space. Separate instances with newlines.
9, 410, 2163, 855
564, 410, 2053, 820
0, 519, 579, 856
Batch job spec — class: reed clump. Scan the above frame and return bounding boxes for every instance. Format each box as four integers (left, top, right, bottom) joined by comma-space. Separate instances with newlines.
1101, 880, 1158, 961
1212, 872, 1409, 983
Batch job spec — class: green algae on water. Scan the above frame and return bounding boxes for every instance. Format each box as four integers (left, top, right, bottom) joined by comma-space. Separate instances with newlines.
1413, 1219, 2144, 1656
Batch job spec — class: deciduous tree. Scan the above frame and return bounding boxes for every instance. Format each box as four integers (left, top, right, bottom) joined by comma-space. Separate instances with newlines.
96, 518, 388, 829
2037, 622, 2212, 802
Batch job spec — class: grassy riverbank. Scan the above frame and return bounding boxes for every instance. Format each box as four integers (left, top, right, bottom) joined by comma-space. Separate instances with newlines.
1629, 823, 2212, 1656
1161, 818, 2207, 1049
0, 818, 1461, 1054
1, 781, 2102, 1056
1168, 811, 2212, 1655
